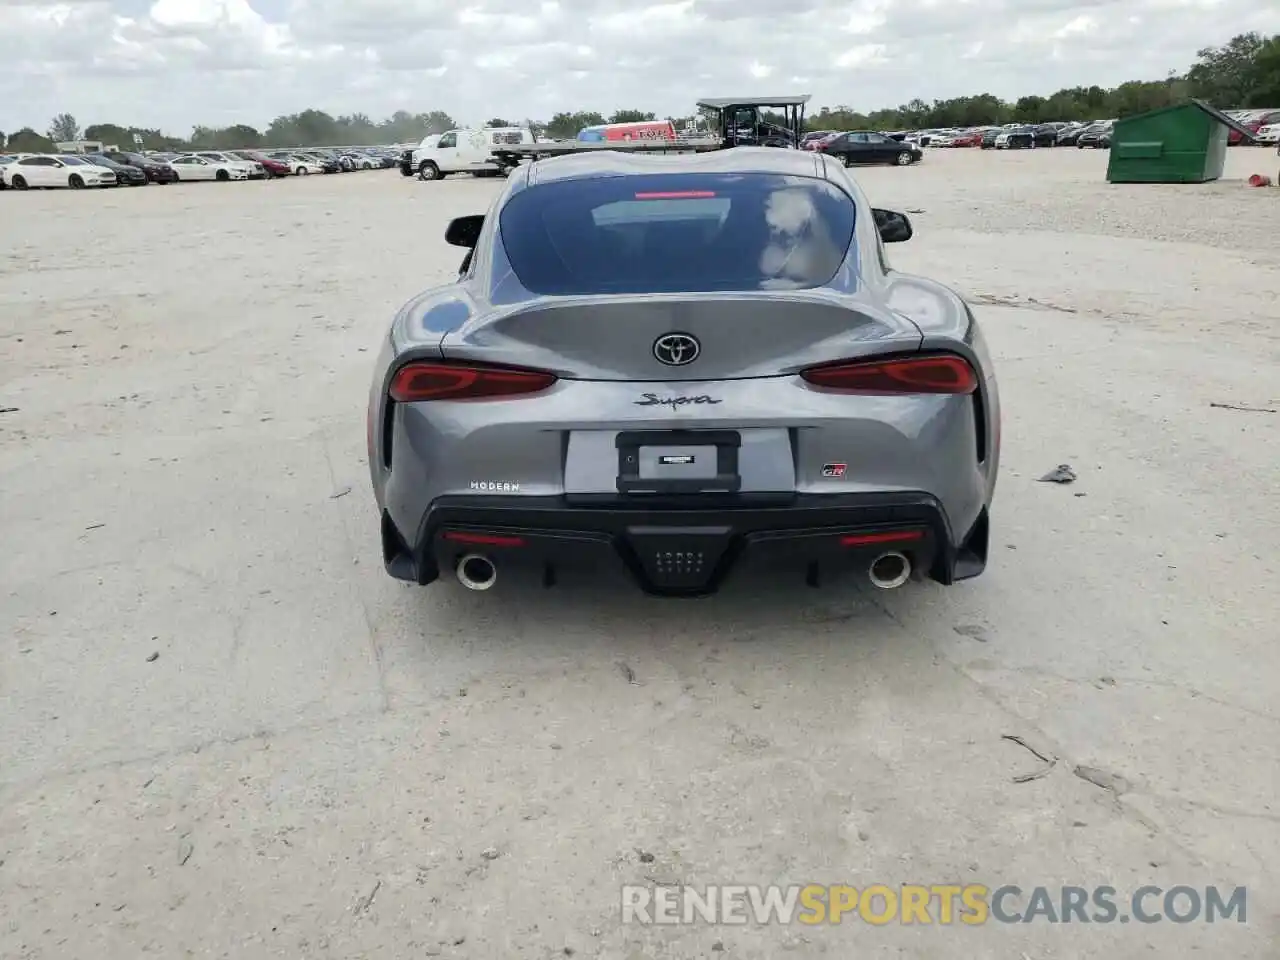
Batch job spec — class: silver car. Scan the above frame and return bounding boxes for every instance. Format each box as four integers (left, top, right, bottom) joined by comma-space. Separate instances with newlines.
367, 148, 1000, 596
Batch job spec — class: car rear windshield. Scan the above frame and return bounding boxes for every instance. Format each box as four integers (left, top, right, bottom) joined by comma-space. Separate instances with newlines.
497, 173, 856, 294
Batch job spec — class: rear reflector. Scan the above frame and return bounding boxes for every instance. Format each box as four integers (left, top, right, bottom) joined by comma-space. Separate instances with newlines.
443, 531, 525, 547
801, 354, 977, 394
840, 530, 925, 547
389, 362, 557, 402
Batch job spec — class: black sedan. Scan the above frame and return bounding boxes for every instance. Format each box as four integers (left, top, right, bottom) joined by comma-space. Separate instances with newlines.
820, 130, 922, 166
1031, 124, 1060, 147
102, 151, 179, 183
1077, 124, 1113, 149
83, 154, 148, 186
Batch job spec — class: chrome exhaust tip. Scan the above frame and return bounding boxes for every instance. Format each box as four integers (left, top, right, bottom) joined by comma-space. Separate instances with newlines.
868, 551, 911, 590
456, 553, 497, 591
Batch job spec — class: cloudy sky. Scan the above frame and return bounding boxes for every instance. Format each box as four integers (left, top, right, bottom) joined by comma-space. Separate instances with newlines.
2, 0, 1278, 135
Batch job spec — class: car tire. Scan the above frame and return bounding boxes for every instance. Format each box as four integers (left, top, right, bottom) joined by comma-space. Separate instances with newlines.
11, 175, 28, 190
69, 174, 85, 189
419, 161, 441, 181
895, 151, 912, 165
296, 166, 309, 176
215, 169, 230, 182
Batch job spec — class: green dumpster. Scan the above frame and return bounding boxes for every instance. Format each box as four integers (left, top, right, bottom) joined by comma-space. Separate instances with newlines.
1106, 98, 1258, 184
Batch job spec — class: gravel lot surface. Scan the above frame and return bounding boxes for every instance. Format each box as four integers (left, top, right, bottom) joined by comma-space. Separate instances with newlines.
1, 147, 1278, 959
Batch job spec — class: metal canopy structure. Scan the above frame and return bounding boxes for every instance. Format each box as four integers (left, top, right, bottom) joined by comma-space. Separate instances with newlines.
695, 95, 812, 110
696, 95, 811, 148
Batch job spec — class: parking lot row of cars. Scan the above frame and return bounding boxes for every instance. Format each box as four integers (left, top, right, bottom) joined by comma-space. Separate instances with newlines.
0, 145, 402, 190
1227, 108, 1280, 143
801, 110, 1280, 155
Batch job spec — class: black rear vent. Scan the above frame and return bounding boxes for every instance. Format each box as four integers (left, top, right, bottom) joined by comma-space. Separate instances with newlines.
972, 391, 987, 464
381, 400, 396, 470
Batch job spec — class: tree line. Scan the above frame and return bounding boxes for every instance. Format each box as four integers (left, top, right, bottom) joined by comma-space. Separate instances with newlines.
2, 32, 1275, 154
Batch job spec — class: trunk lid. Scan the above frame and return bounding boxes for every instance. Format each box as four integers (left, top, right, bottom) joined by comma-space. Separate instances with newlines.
440, 294, 922, 380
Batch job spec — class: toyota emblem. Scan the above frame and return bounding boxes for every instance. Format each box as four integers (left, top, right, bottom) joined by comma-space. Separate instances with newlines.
653, 333, 700, 366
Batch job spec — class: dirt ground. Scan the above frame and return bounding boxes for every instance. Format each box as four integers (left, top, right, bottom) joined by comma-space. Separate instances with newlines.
1, 146, 1278, 959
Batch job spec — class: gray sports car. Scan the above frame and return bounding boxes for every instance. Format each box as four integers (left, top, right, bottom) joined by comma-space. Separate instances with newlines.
367, 148, 1000, 597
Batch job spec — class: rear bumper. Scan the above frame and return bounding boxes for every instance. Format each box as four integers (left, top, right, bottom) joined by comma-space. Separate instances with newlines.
381, 493, 990, 597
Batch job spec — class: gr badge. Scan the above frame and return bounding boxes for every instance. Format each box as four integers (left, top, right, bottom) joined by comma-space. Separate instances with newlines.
821, 463, 847, 478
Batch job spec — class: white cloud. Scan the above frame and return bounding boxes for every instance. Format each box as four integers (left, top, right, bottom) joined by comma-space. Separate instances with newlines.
1055, 13, 1098, 36
835, 43, 890, 68
0, 0, 1277, 135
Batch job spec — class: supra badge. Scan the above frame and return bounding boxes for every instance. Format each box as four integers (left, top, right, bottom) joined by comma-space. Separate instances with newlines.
821, 463, 847, 478
634, 393, 722, 411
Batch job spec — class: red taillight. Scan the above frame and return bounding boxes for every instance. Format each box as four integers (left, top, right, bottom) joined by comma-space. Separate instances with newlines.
840, 530, 924, 547
634, 191, 717, 199
388, 362, 557, 402
800, 354, 977, 395
443, 531, 525, 546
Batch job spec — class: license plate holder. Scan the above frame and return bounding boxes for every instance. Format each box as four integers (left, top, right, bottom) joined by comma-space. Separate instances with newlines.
616, 430, 741, 495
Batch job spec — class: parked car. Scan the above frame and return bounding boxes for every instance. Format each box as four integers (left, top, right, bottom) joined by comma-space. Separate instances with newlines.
800, 130, 840, 150
229, 150, 291, 177
166, 154, 251, 181
820, 130, 922, 166
298, 151, 342, 173
193, 151, 265, 179
1030, 124, 1060, 147
950, 130, 984, 147
340, 151, 378, 170
102, 150, 179, 183
283, 154, 326, 176
994, 126, 1036, 149
1, 154, 118, 189
1056, 123, 1088, 146
369, 151, 1000, 597
308, 150, 353, 171
297, 150, 345, 172
82, 153, 148, 186
0, 155, 15, 189
980, 128, 1000, 149
1256, 122, 1280, 145
1077, 122, 1114, 149
1229, 109, 1280, 145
